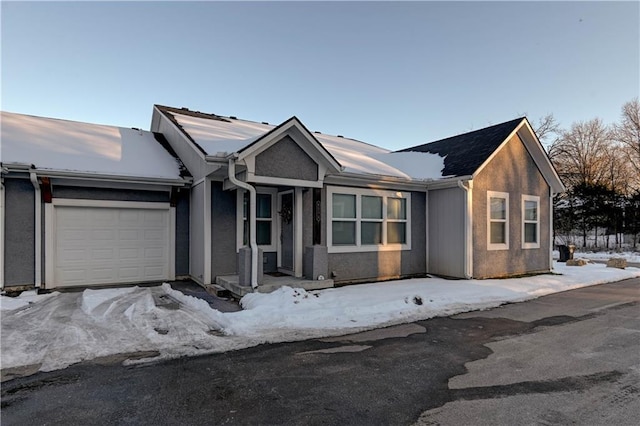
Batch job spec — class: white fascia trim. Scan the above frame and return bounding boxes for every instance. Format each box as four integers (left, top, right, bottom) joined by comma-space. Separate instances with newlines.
517, 121, 565, 194
425, 176, 474, 190
473, 121, 523, 179
30, 172, 42, 287
249, 175, 324, 188
487, 190, 510, 251
32, 169, 189, 187
324, 173, 428, 192
52, 199, 171, 209
522, 194, 541, 249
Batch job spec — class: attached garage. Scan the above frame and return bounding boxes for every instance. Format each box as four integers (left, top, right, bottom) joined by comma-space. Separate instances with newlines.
46, 199, 175, 288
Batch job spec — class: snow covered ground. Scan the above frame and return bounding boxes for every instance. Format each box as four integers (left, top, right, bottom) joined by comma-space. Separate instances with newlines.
2, 262, 639, 375
572, 251, 640, 263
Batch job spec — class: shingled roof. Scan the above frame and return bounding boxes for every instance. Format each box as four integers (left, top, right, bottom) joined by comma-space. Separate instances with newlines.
399, 117, 525, 177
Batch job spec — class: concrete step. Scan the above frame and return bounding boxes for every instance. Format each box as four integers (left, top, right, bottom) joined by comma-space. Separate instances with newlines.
204, 284, 231, 298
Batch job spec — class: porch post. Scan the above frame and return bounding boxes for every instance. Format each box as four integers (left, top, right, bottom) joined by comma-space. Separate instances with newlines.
294, 187, 303, 277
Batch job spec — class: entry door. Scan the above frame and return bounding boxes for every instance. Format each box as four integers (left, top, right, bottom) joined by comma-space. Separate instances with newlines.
278, 191, 295, 273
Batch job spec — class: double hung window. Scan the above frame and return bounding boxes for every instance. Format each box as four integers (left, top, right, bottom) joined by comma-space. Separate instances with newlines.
487, 191, 509, 250
522, 195, 540, 249
237, 189, 276, 251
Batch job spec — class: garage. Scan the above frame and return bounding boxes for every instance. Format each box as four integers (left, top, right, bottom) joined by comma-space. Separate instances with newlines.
48, 200, 174, 288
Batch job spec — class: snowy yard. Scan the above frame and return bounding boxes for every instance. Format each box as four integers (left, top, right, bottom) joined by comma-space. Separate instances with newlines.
2, 261, 639, 375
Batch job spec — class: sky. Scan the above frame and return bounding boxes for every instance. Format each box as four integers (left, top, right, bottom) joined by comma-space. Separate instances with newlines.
1, 1, 638, 150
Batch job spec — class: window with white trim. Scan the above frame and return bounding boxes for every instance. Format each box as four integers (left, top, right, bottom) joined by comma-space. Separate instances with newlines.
487, 191, 509, 250
327, 187, 411, 253
522, 195, 540, 249
237, 188, 277, 251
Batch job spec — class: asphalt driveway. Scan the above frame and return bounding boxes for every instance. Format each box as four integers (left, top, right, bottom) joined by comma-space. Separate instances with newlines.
2, 278, 638, 425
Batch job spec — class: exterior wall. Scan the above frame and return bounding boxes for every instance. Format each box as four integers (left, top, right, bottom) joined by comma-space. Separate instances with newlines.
190, 183, 206, 283
4, 177, 35, 286
327, 191, 426, 283
255, 136, 318, 181
211, 182, 237, 279
472, 134, 551, 278
427, 187, 466, 278
54, 186, 169, 202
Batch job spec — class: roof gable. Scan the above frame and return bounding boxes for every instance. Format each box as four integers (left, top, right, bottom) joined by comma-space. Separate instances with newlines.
400, 117, 564, 193
400, 117, 524, 177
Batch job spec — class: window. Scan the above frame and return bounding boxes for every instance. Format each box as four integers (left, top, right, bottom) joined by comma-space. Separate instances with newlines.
327, 187, 411, 253
522, 195, 540, 249
237, 188, 277, 251
487, 191, 509, 250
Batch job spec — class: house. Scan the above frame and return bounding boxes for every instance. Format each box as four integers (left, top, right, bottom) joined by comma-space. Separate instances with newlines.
1, 111, 192, 290
1, 107, 564, 295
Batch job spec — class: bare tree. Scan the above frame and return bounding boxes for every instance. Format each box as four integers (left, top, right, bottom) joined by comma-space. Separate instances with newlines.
548, 118, 613, 189
613, 98, 640, 190
534, 113, 561, 146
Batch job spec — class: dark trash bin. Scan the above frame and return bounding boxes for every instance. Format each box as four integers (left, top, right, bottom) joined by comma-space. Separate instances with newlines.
558, 244, 575, 262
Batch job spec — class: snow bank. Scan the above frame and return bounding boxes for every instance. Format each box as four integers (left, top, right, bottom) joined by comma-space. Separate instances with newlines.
1, 263, 638, 374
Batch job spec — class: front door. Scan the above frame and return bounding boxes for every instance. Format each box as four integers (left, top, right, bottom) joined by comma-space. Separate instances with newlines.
278, 191, 294, 273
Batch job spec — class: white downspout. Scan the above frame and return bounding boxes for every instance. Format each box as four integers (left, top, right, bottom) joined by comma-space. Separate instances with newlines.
228, 158, 258, 289
458, 180, 473, 279
30, 171, 42, 287
549, 190, 554, 271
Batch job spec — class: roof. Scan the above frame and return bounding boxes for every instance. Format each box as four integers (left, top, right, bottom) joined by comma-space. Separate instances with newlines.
156, 105, 446, 181
1, 111, 185, 181
399, 117, 525, 177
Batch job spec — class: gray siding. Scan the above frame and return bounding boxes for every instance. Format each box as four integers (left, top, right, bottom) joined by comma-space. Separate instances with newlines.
190, 183, 205, 283
427, 187, 466, 278
472, 134, 552, 278
255, 136, 318, 181
175, 188, 190, 276
328, 191, 426, 283
54, 186, 168, 202
4, 178, 35, 286
211, 182, 237, 279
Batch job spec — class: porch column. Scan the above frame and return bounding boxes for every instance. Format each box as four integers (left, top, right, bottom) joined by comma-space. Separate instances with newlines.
294, 187, 303, 277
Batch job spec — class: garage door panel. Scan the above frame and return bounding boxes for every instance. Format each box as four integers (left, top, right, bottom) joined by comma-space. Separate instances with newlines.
92, 248, 115, 260
143, 265, 166, 279
54, 206, 170, 287
144, 247, 165, 260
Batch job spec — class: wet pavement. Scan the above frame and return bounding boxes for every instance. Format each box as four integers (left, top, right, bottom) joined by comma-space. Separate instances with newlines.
1, 278, 638, 425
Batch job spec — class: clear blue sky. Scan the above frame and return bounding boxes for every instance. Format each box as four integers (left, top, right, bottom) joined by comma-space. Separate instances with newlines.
2, 1, 638, 150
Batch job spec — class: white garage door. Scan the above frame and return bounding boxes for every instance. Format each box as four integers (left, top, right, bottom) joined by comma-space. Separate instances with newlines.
54, 206, 170, 287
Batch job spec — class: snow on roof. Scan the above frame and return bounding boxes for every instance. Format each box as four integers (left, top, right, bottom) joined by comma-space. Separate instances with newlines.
171, 111, 445, 181
1, 112, 182, 180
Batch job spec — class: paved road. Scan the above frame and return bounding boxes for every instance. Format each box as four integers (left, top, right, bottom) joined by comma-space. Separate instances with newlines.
2, 278, 639, 425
